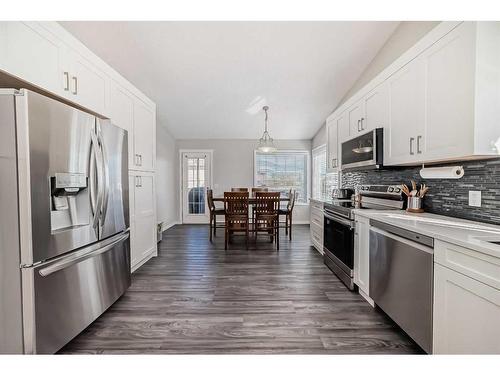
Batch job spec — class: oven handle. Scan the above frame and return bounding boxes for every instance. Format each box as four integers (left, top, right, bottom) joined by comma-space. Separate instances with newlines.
324, 211, 354, 229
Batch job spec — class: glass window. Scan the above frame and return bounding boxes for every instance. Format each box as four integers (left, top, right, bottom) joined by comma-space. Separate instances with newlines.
312, 145, 340, 200
254, 151, 309, 203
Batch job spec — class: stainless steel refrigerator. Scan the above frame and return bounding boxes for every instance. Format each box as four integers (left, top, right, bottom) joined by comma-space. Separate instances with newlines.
0, 89, 130, 354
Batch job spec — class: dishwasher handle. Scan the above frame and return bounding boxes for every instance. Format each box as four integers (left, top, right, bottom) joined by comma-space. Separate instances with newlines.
370, 219, 434, 248
370, 226, 434, 255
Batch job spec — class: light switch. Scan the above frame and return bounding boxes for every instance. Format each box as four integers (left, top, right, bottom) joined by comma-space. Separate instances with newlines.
468, 191, 481, 207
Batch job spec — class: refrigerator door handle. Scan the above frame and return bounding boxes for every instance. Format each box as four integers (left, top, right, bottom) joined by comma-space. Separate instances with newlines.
89, 134, 99, 232
38, 231, 129, 277
90, 127, 104, 232
96, 121, 110, 226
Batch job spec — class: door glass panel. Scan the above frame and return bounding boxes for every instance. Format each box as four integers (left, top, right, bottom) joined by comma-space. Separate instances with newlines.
187, 157, 206, 214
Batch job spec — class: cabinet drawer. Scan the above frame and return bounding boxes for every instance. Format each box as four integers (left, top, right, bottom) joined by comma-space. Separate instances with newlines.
310, 209, 323, 228
310, 222, 323, 252
310, 200, 323, 211
435, 240, 500, 290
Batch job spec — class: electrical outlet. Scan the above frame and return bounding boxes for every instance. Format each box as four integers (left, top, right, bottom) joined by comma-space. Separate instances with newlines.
468, 191, 482, 207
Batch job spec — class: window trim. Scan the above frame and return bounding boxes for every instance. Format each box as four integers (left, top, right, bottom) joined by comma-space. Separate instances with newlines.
253, 149, 311, 206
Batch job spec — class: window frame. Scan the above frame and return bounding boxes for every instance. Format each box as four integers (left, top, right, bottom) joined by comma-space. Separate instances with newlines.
312, 144, 327, 200
253, 149, 311, 205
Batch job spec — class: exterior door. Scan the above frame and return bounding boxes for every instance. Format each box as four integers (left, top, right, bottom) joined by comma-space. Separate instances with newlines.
181, 151, 212, 224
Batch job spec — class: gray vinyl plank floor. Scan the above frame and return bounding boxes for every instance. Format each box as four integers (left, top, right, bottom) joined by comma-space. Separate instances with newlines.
59, 224, 422, 354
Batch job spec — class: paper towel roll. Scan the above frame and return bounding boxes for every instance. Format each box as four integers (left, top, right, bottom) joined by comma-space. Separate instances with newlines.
419, 166, 464, 179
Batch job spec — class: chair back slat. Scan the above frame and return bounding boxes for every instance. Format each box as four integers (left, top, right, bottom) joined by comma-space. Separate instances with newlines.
254, 192, 280, 215
251, 187, 268, 196
231, 187, 248, 192
224, 192, 249, 216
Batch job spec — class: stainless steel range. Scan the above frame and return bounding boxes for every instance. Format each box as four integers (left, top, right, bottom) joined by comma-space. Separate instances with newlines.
323, 185, 404, 290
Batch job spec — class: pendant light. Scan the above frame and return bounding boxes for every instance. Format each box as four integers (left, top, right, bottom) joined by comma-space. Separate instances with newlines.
257, 105, 277, 153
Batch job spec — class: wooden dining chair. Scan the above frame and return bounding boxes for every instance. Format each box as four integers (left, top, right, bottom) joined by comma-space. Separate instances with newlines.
207, 189, 225, 242
279, 189, 297, 241
254, 192, 280, 250
251, 187, 268, 196
224, 192, 250, 250
231, 187, 248, 192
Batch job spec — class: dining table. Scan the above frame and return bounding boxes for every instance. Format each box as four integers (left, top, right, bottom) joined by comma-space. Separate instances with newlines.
212, 196, 290, 204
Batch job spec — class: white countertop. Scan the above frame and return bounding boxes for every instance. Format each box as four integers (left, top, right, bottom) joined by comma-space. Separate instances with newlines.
354, 210, 500, 258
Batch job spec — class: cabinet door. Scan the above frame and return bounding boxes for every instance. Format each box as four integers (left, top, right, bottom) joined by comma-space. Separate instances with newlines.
422, 22, 475, 161
110, 83, 135, 168
354, 219, 370, 294
363, 82, 389, 133
347, 100, 364, 136
2, 22, 61, 94
433, 263, 500, 354
385, 58, 426, 165
66, 50, 109, 116
326, 118, 338, 171
131, 173, 156, 269
336, 112, 349, 169
133, 99, 156, 171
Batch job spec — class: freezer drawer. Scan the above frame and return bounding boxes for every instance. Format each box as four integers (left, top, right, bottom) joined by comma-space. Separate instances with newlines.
24, 231, 130, 354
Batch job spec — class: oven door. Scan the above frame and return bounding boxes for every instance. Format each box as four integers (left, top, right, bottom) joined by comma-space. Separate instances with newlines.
323, 210, 355, 287
341, 128, 383, 170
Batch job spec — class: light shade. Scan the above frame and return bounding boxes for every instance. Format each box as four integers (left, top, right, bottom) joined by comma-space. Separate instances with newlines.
257, 106, 277, 153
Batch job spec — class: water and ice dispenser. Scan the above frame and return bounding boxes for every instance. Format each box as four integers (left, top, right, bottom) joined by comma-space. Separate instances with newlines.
50, 172, 89, 231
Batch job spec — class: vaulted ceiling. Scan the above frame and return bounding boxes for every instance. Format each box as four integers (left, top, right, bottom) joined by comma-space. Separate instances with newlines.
60, 21, 399, 139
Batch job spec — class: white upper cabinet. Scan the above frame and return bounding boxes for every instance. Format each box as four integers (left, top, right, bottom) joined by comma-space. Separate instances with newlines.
385, 58, 426, 165
1, 22, 62, 94
109, 82, 135, 167
326, 116, 339, 171
421, 22, 476, 160
132, 98, 156, 172
363, 82, 389, 133
60, 48, 109, 116
347, 100, 364, 136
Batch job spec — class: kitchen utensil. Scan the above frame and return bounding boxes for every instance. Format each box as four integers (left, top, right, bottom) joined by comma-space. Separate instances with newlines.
407, 197, 424, 213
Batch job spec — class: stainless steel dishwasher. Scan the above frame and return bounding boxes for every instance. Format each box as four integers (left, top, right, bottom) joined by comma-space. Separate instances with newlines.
369, 220, 434, 353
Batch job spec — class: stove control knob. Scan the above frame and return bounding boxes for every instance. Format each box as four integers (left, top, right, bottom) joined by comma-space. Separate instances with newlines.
388, 187, 394, 192
394, 187, 401, 193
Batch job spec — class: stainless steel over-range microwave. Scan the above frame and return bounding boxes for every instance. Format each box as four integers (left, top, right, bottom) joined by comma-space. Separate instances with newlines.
341, 128, 383, 170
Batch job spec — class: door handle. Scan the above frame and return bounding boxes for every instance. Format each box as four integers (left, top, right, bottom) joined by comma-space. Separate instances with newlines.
38, 231, 129, 277
63, 72, 70, 91
417, 135, 422, 154
96, 122, 109, 226
409, 137, 415, 155
71, 76, 78, 95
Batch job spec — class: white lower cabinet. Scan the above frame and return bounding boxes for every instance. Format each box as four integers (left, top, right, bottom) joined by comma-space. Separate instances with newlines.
354, 215, 373, 305
309, 200, 324, 254
129, 171, 157, 271
433, 240, 500, 354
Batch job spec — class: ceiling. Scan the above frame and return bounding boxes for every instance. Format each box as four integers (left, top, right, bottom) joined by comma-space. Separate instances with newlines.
60, 21, 399, 140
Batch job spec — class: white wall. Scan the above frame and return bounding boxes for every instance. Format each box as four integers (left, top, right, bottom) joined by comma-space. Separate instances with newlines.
156, 125, 179, 229
312, 21, 440, 145
176, 139, 312, 223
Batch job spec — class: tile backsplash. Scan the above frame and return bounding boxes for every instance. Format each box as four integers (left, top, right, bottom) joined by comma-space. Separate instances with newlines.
341, 158, 500, 225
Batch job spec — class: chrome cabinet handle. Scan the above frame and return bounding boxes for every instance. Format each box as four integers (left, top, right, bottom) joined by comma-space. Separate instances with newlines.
360, 117, 365, 131
409, 137, 415, 155
417, 135, 422, 154
135, 176, 142, 188
135, 154, 142, 166
357, 119, 361, 132
63, 72, 70, 91
72, 76, 78, 95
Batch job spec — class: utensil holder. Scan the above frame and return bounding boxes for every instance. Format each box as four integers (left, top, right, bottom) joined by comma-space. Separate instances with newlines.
407, 197, 424, 213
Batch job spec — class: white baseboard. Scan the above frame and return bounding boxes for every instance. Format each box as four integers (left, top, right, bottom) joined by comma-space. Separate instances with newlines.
161, 221, 180, 232
131, 247, 157, 273
359, 289, 375, 307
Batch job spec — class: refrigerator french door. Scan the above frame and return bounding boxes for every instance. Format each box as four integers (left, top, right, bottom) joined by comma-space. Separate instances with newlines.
0, 89, 130, 354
